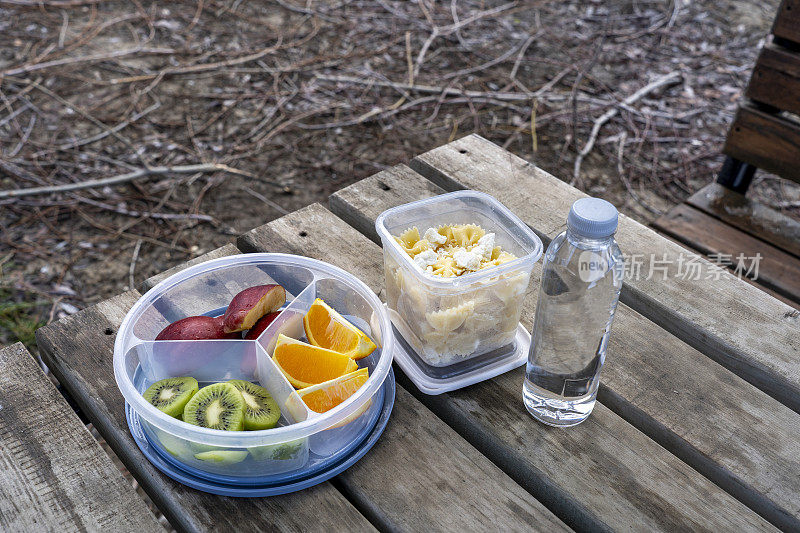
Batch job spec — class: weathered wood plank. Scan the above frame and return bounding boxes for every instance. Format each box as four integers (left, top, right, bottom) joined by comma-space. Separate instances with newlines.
141, 243, 240, 292
335, 387, 570, 532
238, 204, 570, 532
243, 202, 776, 532
35, 294, 376, 533
653, 204, 800, 303
686, 183, 800, 259
331, 166, 800, 531
747, 43, 800, 118
724, 104, 800, 185
773, 0, 800, 46
408, 134, 800, 413
0, 342, 163, 533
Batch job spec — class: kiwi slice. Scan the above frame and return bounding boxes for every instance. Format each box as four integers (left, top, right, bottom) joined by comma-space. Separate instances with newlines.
227, 380, 281, 430
152, 429, 195, 462
194, 449, 248, 465
248, 439, 305, 462
182, 382, 245, 431
143, 377, 199, 418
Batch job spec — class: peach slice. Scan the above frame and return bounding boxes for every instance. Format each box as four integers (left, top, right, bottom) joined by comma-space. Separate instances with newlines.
244, 311, 281, 340
155, 315, 239, 341
223, 284, 286, 333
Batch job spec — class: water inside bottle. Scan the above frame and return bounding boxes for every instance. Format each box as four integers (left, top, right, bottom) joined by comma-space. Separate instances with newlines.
522, 231, 622, 426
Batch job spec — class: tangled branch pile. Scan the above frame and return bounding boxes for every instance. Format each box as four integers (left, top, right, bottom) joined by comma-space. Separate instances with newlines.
0, 0, 790, 343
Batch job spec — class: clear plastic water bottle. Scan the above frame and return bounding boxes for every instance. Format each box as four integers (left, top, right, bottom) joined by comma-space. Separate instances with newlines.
522, 197, 624, 427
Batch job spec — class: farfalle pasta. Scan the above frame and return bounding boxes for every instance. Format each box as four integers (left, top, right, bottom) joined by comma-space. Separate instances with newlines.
393, 223, 517, 278
385, 223, 530, 366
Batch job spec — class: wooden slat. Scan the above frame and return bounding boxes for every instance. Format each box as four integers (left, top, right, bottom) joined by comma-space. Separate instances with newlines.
687, 182, 800, 258
772, 0, 800, 45
408, 134, 800, 413
237, 204, 570, 532
0, 343, 163, 533
724, 104, 800, 184
336, 387, 570, 531
35, 294, 376, 533
331, 166, 800, 530
747, 44, 800, 117
655, 228, 799, 309
241, 202, 776, 532
654, 204, 800, 302
141, 243, 240, 292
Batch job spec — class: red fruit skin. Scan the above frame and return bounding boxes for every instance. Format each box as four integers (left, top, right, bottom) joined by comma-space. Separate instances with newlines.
155, 315, 239, 341
223, 284, 286, 333
244, 311, 281, 340
153, 316, 239, 375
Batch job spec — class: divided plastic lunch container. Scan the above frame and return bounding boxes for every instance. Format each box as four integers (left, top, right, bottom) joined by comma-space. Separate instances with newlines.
376, 191, 543, 383
113, 253, 394, 482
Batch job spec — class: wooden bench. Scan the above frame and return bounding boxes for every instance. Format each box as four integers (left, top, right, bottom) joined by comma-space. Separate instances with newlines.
654, 0, 800, 307
0, 343, 163, 532
24, 134, 799, 531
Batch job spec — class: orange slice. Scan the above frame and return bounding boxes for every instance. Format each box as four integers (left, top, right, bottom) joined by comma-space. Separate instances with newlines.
272, 334, 358, 389
297, 367, 369, 413
303, 298, 377, 360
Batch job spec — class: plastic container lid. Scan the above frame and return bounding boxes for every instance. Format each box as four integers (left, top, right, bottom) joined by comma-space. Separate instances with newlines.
567, 198, 619, 238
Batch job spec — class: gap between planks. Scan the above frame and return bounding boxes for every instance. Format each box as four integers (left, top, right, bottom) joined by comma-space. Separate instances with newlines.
239, 201, 776, 532
0, 342, 164, 533
141, 241, 570, 533
407, 134, 800, 415
35, 295, 378, 533
329, 165, 800, 532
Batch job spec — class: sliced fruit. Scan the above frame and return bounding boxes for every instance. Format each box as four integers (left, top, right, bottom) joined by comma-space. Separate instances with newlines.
223, 284, 286, 333
227, 380, 281, 430
155, 316, 239, 341
272, 333, 358, 388
182, 382, 245, 431
142, 377, 199, 418
243, 311, 281, 340
152, 429, 195, 461
193, 449, 248, 465
303, 298, 377, 360
297, 367, 369, 413
248, 439, 306, 462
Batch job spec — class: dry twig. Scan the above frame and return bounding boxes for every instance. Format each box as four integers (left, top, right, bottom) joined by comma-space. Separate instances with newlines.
0, 163, 251, 199
572, 71, 682, 184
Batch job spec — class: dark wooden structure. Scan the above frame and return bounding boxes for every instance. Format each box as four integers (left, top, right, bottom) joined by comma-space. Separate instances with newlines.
654, 0, 800, 307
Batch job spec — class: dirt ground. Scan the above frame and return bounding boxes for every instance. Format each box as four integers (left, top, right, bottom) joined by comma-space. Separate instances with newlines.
1, 0, 796, 348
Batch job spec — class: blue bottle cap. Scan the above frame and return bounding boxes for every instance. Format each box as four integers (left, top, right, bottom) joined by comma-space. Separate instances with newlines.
567, 197, 619, 238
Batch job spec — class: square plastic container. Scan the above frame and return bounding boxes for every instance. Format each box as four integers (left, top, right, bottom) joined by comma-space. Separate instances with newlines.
375, 191, 543, 372
114, 254, 394, 482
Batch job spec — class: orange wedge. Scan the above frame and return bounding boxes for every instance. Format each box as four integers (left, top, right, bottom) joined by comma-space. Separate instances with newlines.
303, 298, 377, 360
297, 367, 369, 413
272, 334, 358, 389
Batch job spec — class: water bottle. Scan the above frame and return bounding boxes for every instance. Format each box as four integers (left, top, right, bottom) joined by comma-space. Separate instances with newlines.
522, 197, 624, 427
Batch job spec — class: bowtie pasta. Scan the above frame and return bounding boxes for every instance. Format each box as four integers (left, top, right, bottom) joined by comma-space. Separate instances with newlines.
393, 224, 517, 277
385, 223, 530, 366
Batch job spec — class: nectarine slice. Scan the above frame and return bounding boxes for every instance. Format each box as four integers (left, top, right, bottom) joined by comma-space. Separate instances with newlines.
223, 284, 286, 333
156, 315, 239, 341
244, 311, 281, 340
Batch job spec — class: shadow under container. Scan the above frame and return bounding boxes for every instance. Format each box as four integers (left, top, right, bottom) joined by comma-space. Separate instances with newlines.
376, 191, 543, 373
113, 253, 394, 482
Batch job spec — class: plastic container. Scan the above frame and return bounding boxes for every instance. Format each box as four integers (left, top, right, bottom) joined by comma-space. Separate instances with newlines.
375, 191, 543, 372
114, 253, 394, 481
